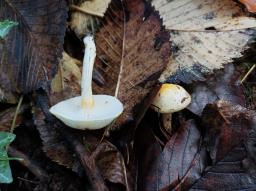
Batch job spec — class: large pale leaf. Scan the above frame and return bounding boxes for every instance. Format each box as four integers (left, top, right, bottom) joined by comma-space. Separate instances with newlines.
0, 0, 67, 93
148, 0, 256, 83
94, 0, 170, 128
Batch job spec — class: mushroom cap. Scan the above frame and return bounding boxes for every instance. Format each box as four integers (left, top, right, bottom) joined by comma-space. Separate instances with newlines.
151, 84, 191, 113
49, 95, 123, 130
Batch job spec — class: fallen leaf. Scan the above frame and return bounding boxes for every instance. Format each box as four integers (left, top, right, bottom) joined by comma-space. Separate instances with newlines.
34, 108, 129, 188
188, 64, 245, 115
191, 100, 256, 190
240, 0, 256, 13
93, 0, 170, 129
202, 100, 256, 163
191, 144, 256, 190
147, 0, 256, 83
0, 0, 67, 93
137, 119, 207, 191
70, 0, 111, 37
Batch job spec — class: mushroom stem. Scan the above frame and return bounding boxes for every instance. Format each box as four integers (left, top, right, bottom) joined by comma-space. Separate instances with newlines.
162, 113, 172, 134
81, 35, 96, 109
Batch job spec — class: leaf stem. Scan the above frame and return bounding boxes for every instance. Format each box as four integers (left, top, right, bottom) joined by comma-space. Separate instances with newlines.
0, 157, 22, 161
10, 95, 23, 133
241, 64, 255, 83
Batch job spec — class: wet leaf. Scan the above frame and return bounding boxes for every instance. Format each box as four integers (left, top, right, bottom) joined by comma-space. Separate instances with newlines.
147, 0, 256, 83
0, 20, 18, 39
240, 0, 256, 13
202, 100, 256, 163
188, 64, 245, 115
137, 120, 207, 191
191, 145, 256, 190
93, 0, 170, 129
70, 0, 111, 37
34, 108, 129, 188
190, 101, 256, 190
0, 0, 67, 94
0, 132, 15, 183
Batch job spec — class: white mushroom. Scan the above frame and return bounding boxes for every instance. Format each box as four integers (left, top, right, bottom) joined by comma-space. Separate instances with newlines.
151, 84, 191, 133
50, 35, 123, 130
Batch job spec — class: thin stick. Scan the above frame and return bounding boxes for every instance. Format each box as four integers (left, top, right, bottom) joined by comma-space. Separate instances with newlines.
8, 146, 48, 180
241, 64, 256, 83
70, 5, 104, 17
10, 95, 24, 133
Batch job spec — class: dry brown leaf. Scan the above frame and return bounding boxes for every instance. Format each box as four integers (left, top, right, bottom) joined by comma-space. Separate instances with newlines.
147, 0, 256, 83
93, 0, 170, 129
70, 0, 111, 37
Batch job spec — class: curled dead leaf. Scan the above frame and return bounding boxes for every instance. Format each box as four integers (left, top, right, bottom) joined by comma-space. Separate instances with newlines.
188, 64, 245, 115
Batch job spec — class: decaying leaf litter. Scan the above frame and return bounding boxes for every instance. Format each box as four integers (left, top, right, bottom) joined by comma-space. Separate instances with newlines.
0, 0, 256, 190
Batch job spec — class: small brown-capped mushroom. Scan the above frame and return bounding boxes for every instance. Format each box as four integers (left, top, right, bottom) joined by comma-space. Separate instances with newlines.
151, 83, 191, 133
49, 35, 123, 130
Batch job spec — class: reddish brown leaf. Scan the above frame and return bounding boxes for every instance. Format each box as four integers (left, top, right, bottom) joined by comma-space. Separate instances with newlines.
188, 64, 245, 115
191, 101, 256, 190
0, 0, 67, 93
191, 145, 256, 190
93, 0, 170, 129
137, 119, 207, 191
240, 0, 256, 13
202, 100, 256, 163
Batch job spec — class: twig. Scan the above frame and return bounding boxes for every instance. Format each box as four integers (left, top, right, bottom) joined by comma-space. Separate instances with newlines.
10, 95, 24, 133
241, 64, 256, 83
36, 90, 109, 191
17, 177, 39, 184
70, 5, 104, 17
8, 146, 48, 180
